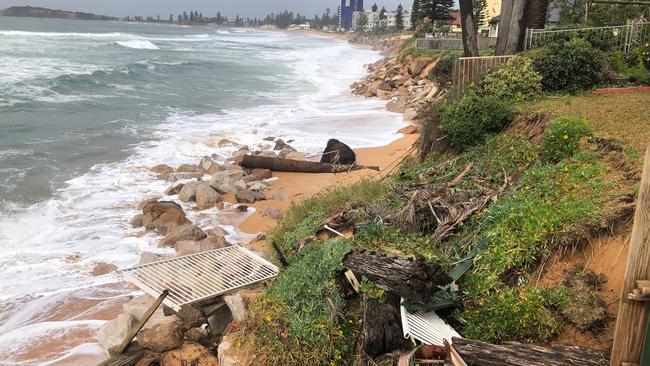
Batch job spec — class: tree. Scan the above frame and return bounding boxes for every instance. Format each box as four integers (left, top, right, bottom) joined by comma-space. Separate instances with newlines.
372, 3, 379, 12
460, 0, 479, 56
473, 0, 488, 29
420, 0, 455, 25
411, 0, 422, 30
356, 12, 368, 32
396, 4, 405, 31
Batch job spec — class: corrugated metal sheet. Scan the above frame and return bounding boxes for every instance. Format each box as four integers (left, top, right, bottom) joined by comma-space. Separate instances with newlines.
400, 299, 461, 346
121, 246, 279, 311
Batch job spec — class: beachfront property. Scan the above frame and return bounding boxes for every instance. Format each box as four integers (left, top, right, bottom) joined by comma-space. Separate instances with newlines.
352, 8, 411, 32
339, 0, 364, 30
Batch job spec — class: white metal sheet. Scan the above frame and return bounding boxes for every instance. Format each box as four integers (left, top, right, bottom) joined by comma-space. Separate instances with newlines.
400, 298, 461, 346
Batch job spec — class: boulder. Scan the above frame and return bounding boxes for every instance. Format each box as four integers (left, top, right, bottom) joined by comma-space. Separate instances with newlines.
137, 321, 184, 353
261, 207, 283, 220
178, 182, 198, 203
199, 156, 223, 174
224, 293, 247, 322
235, 190, 266, 203
376, 89, 394, 100
138, 197, 159, 210
164, 183, 185, 196
195, 182, 222, 210
177, 305, 207, 328
97, 312, 137, 355
263, 136, 275, 141
217, 138, 239, 148
175, 240, 202, 256
131, 214, 144, 228
186, 327, 211, 344
151, 164, 173, 180
367, 80, 390, 96
398, 125, 419, 134
250, 168, 272, 180
92, 262, 118, 276
247, 182, 268, 192
217, 335, 240, 366
409, 57, 431, 76
176, 164, 201, 173
273, 139, 296, 152
403, 108, 418, 121
162, 344, 219, 366
200, 234, 229, 250
142, 201, 190, 235
159, 224, 207, 247
138, 252, 170, 265
320, 139, 356, 165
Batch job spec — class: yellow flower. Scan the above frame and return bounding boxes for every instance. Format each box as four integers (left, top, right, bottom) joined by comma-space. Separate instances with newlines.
330, 361, 336, 366
264, 315, 273, 322
563, 134, 569, 140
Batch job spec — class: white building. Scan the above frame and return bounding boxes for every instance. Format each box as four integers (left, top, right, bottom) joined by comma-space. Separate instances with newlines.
352, 9, 410, 32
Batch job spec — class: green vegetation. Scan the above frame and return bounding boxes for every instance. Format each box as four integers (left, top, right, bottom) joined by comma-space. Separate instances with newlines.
428, 54, 456, 86
239, 240, 357, 366
528, 38, 605, 92
540, 116, 591, 163
608, 48, 650, 85
438, 93, 513, 148
479, 56, 543, 101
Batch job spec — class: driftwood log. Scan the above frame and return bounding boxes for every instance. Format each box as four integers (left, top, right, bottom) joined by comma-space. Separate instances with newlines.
361, 293, 410, 363
236, 155, 379, 173
452, 337, 609, 366
343, 249, 452, 304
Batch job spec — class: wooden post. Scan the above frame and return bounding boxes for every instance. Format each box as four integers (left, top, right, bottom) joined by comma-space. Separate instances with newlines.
610, 148, 650, 366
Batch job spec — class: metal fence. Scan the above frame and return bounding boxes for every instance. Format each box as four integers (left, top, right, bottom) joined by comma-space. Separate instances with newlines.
524, 21, 650, 53
450, 55, 515, 98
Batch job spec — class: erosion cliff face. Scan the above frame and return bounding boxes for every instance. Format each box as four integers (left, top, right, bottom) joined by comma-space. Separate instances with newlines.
0, 6, 117, 21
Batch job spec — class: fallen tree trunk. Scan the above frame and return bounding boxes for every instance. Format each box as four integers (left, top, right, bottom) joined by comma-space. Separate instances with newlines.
236, 155, 379, 173
361, 293, 410, 361
343, 249, 452, 304
452, 337, 609, 366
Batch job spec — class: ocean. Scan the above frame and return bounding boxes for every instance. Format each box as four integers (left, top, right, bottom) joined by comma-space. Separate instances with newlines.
0, 17, 403, 365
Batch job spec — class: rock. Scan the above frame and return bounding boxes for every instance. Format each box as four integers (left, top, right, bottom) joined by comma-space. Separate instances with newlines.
285, 151, 307, 161
92, 262, 118, 276
176, 164, 201, 173
320, 139, 356, 165
138, 252, 169, 265
138, 197, 159, 210
250, 168, 272, 180
135, 353, 162, 366
199, 156, 222, 174
261, 207, 283, 220
236, 205, 249, 212
247, 182, 268, 192
409, 57, 431, 76
398, 125, 419, 134
195, 182, 222, 210
131, 214, 144, 228
218, 335, 240, 366
224, 293, 247, 322
263, 136, 275, 141
403, 107, 418, 121
178, 182, 198, 203
421, 59, 438, 79
137, 320, 184, 353
207, 227, 228, 238
200, 234, 229, 250
151, 164, 173, 180
186, 327, 210, 344
168, 172, 203, 182
162, 344, 219, 366
175, 240, 202, 256
217, 138, 239, 148
97, 312, 137, 355
164, 183, 185, 196
235, 190, 266, 203
177, 305, 207, 328
273, 139, 296, 152
376, 89, 393, 100
233, 180, 247, 191
367, 79, 390, 96
142, 201, 190, 235
271, 191, 289, 201
159, 224, 207, 247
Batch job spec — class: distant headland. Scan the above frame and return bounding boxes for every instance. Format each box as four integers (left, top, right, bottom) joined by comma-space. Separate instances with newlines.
0, 6, 118, 21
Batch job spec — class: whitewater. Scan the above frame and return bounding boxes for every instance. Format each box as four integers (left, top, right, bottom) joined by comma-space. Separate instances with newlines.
0, 17, 404, 365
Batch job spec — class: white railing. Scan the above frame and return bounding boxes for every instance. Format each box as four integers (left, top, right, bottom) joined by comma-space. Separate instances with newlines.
524, 21, 649, 53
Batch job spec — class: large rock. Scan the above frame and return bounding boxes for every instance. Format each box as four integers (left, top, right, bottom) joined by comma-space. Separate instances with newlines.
409, 57, 431, 76
403, 107, 418, 121
162, 344, 219, 366
250, 168, 272, 180
177, 305, 207, 328
320, 139, 356, 165
199, 156, 223, 174
224, 293, 247, 322
178, 182, 198, 203
97, 312, 137, 355
235, 190, 266, 203
273, 139, 296, 152
159, 224, 207, 247
131, 214, 144, 228
142, 201, 190, 235
137, 321, 184, 353
176, 164, 201, 173
151, 164, 173, 180
164, 183, 185, 196
195, 182, 222, 210
285, 151, 307, 161
175, 235, 228, 255
92, 262, 117, 276
217, 335, 240, 366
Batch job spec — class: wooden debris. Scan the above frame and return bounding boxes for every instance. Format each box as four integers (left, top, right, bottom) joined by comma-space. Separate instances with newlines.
627, 280, 650, 301
236, 155, 379, 173
361, 293, 411, 360
96, 351, 145, 366
452, 337, 609, 366
344, 249, 452, 304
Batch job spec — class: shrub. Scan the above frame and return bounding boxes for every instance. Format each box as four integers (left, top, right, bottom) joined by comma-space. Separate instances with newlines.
529, 38, 605, 92
609, 46, 650, 85
438, 94, 513, 148
429, 55, 456, 87
479, 56, 543, 101
540, 116, 590, 163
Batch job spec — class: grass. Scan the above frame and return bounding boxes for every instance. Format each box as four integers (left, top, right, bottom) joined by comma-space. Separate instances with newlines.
524, 91, 650, 155
236, 240, 358, 366
400, 47, 495, 61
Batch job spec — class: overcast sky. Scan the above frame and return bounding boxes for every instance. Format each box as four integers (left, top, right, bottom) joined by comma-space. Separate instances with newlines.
0, 0, 413, 18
